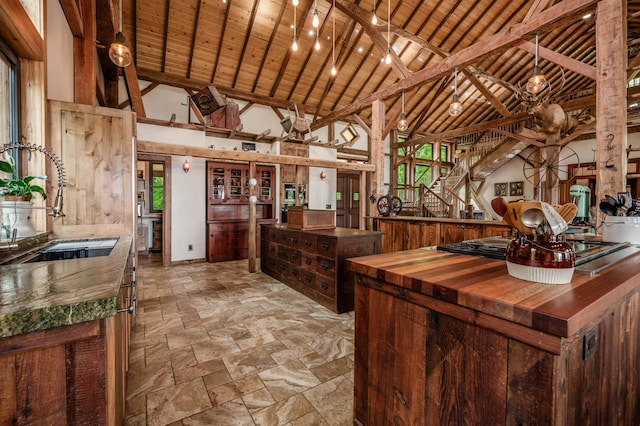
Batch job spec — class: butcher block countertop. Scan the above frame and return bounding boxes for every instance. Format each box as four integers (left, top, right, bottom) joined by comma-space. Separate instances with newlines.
0, 236, 132, 338
346, 246, 640, 341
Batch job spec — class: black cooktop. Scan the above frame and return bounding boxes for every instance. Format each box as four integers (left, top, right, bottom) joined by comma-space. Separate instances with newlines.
437, 236, 630, 266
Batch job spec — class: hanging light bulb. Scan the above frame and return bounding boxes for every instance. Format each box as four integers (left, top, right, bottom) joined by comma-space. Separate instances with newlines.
109, 0, 132, 67
292, 0, 298, 6
292, 5, 298, 52
385, 0, 391, 65
330, 0, 337, 77
312, 4, 320, 28
315, 34, 321, 51
397, 91, 408, 131
526, 32, 548, 95
449, 68, 463, 117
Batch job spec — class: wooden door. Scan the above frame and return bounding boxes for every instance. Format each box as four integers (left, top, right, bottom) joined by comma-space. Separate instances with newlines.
336, 173, 360, 229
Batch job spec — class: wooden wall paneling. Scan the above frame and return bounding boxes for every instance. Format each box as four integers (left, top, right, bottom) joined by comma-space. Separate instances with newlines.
49, 101, 135, 238
353, 278, 370, 423
20, 59, 47, 233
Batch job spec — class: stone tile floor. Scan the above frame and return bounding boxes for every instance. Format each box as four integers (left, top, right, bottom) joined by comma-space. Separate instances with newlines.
125, 254, 354, 425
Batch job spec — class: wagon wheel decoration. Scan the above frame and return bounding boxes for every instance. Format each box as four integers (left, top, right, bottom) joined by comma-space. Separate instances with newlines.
523, 146, 579, 198
377, 194, 403, 216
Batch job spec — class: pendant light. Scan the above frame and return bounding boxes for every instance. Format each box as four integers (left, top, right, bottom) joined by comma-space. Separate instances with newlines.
109, 0, 132, 67
315, 34, 321, 51
330, 0, 337, 76
292, 3, 298, 52
448, 68, 463, 117
371, 0, 378, 25
312, 0, 320, 28
397, 91, 408, 131
384, 0, 391, 64
526, 32, 547, 95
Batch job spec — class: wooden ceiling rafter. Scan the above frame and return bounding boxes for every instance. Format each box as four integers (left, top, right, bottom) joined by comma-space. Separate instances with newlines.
186, 0, 203, 79
291, 2, 337, 104
311, 0, 597, 130
232, 0, 261, 88
268, 0, 315, 99
251, 0, 288, 92
59, 0, 84, 37
160, 0, 171, 73
310, 19, 362, 119
209, 0, 231, 83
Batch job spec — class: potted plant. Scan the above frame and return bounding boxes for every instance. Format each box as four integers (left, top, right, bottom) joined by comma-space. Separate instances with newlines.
0, 157, 47, 201
0, 157, 47, 238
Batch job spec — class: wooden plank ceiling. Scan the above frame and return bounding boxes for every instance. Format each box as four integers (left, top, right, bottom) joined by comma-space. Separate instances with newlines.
113, 0, 640, 141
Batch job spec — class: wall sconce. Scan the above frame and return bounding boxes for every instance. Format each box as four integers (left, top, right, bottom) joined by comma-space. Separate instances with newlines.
182, 159, 191, 173
320, 170, 326, 180
109, 0, 132, 67
526, 32, 547, 95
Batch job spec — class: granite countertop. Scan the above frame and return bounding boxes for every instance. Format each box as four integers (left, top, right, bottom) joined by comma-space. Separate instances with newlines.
0, 235, 132, 338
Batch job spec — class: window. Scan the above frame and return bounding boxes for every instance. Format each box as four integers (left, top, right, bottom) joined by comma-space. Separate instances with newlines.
415, 144, 433, 160
0, 39, 19, 174
149, 163, 164, 212
415, 165, 432, 187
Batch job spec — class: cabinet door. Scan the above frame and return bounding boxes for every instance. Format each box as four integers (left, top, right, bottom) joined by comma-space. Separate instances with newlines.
208, 164, 226, 202
228, 166, 248, 202
258, 167, 274, 202
49, 101, 135, 237
208, 225, 230, 262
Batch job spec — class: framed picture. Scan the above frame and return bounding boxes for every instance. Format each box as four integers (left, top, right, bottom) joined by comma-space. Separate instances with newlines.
494, 182, 507, 196
137, 170, 144, 179
510, 181, 524, 196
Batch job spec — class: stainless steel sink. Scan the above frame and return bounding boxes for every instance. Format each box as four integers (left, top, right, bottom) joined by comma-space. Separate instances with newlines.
4, 237, 119, 264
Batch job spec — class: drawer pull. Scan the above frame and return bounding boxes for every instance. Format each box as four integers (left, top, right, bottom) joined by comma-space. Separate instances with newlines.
280, 234, 287, 241
292, 269, 298, 276
321, 261, 330, 270
305, 239, 312, 247
279, 264, 286, 271
321, 242, 330, 250
270, 260, 276, 266
305, 275, 312, 283
279, 249, 287, 256
321, 281, 329, 291
305, 258, 312, 265
270, 231, 277, 238
291, 252, 299, 259
291, 236, 298, 243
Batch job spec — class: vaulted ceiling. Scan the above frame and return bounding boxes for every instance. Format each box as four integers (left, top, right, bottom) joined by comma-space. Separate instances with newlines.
105, 0, 640, 141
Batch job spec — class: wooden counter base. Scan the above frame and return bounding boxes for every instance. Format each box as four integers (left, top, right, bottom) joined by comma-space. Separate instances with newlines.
348, 249, 640, 425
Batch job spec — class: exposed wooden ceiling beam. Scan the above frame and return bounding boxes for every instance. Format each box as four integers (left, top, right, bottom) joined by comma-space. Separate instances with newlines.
311, 0, 597, 130
59, 0, 84, 37
514, 40, 597, 79
123, 65, 146, 117
136, 67, 319, 113
137, 140, 376, 172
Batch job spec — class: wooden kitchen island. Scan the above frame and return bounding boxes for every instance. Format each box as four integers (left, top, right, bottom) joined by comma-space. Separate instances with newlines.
346, 247, 640, 425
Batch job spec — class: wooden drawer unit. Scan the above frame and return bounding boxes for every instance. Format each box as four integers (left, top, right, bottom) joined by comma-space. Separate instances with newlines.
261, 224, 383, 313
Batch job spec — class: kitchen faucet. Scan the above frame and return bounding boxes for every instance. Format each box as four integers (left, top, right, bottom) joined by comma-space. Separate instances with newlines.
0, 142, 65, 248
0, 141, 66, 217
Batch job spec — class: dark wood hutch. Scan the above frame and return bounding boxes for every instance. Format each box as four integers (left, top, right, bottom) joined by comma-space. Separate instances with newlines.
206, 161, 276, 262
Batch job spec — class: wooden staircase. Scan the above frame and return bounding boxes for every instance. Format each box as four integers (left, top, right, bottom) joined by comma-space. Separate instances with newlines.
420, 123, 528, 218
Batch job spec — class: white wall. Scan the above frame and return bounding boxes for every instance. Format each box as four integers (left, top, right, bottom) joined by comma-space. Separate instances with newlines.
46, 0, 74, 102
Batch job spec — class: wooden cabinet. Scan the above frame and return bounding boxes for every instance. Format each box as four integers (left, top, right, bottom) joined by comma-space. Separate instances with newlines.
0, 252, 135, 425
206, 161, 275, 262
373, 217, 512, 252
261, 225, 382, 313
151, 219, 162, 252
440, 222, 483, 244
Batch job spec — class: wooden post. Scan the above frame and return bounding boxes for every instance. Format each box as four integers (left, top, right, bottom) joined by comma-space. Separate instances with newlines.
595, 0, 627, 227
369, 100, 386, 217
248, 161, 257, 272
359, 171, 367, 230
73, 0, 96, 105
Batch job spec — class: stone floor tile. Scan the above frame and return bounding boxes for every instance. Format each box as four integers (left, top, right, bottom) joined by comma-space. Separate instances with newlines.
251, 394, 315, 426
146, 378, 212, 425
181, 398, 255, 426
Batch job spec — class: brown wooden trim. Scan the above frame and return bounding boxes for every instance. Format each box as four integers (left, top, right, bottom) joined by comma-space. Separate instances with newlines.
137, 140, 376, 172
0, 0, 44, 60
0, 320, 101, 355
59, 0, 84, 38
